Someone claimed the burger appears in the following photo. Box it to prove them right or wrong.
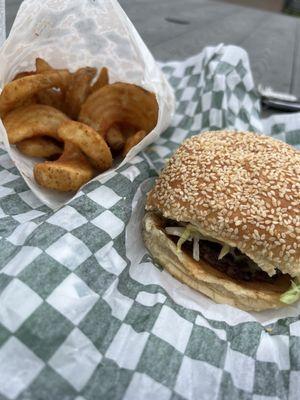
[142,131,300,311]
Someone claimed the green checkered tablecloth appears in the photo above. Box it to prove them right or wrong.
[0,45,300,400]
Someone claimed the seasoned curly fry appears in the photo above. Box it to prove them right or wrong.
[37,89,65,112]
[0,71,71,115]
[34,142,94,192]
[17,137,63,158]
[122,130,146,156]
[3,104,69,144]
[35,58,53,73]
[58,120,113,171]
[31,58,66,112]
[119,122,138,138]
[65,67,97,119]
[3,61,157,193]
[12,71,35,81]
[90,67,109,93]
[106,125,125,153]
[79,83,158,136]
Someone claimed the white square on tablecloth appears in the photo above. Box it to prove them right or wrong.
[102,279,133,321]
[95,241,127,275]
[0,206,6,218]
[120,166,140,182]
[49,328,102,391]
[2,246,42,276]
[289,320,300,337]
[186,101,198,117]
[98,171,117,184]
[228,94,240,115]
[19,190,43,209]
[289,371,300,400]
[256,332,290,370]
[152,305,193,353]
[7,222,38,246]
[106,323,149,370]
[135,292,166,307]
[151,145,171,158]
[123,372,171,400]
[91,211,124,239]
[201,92,212,112]
[209,108,223,127]
[227,70,241,90]
[170,128,188,144]
[181,86,196,101]
[47,205,87,231]
[175,355,222,400]
[46,233,91,270]
[0,279,42,332]
[0,337,44,400]
[195,315,227,341]
[87,186,121,208]
[129,156,144,164]
[0,153,14,169]
[242,93,253,111]
[213,74,226,91]
[0,186,14,198]
[190,114,203,131]
[47,273,99,325]
[0,170,19,185]
[13,210,45,223]
[224,346,255,392]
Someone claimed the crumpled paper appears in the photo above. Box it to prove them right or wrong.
[0,0,175,209]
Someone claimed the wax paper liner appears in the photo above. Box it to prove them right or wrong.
[0,0,175,209]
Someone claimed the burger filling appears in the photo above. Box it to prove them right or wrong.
[163,221,300,304]
[164,222,281,283]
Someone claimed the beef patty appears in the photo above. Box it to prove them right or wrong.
[168,235,280,283]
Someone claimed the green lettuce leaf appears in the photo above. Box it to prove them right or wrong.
[280,280,300,304]
[176,227,192,253]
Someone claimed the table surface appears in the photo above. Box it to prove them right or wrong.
[4,0,300,97]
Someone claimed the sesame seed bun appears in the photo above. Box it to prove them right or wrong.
[146,131,300,278]
[143,211,291,311]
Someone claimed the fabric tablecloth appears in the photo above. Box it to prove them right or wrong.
[0,44,300,400]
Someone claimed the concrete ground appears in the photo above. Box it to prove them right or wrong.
[214,0,285,12]
[4,0,300,96]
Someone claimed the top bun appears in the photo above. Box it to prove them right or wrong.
[146,131,300,277]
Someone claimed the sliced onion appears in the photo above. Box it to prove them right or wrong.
[218,244,231,260]
[165,227,187,237]
[193,234,200,261]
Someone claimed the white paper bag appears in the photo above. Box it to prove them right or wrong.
[0,0,175,209]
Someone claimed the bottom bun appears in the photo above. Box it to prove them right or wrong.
[142,212,290,312]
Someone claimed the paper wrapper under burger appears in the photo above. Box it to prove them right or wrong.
[0,0,175,209]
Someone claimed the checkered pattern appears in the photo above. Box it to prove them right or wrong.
[0,45,299,400]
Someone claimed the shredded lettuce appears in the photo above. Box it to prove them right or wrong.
[166,223,232,261]
[280,279,300,304]
[165,227,187,237]
[193,234,200,261]
[176,227,192,253]
[218,244,231,260]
